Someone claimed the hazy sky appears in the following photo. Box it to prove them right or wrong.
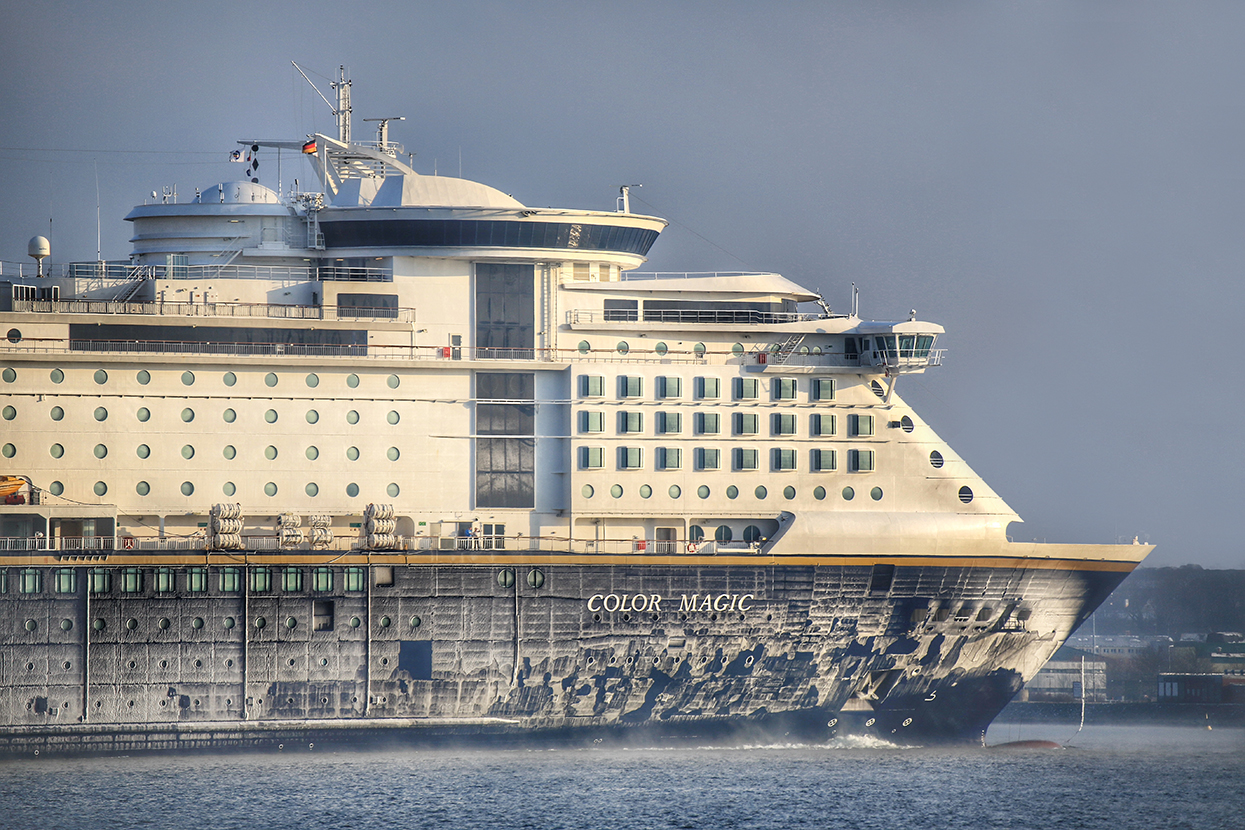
[1,1,1241,568]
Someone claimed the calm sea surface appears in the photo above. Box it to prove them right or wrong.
[1,724,1241,830]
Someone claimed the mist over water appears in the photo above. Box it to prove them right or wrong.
[3,725,1241,830]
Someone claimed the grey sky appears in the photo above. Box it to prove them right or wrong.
[1,1,1239,567]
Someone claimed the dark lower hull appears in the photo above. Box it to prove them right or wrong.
[0,557,1132,757]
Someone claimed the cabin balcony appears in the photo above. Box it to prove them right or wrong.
[566,308,826,330]
[8,297,416,323]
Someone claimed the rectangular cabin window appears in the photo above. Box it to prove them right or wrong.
[121,567,143,594]
[337,292,399,319]
[772,413,797,436]
[619,411,644,434]
[619,447,644,470]
[773,377,797,400]
[734,448,759,471]
[696,447,721,470]
[313,600,335,632]
[249,566,272,593]
[603,299,638,321]
[812,413,836,437]
[734,412,758,435]
[345,567,366,592]
[219,567,241,593]
[657,411,682,435]
[154,567,174,593]
[580,411,604,433]
[313,567,334,593]
[658,376,682,398]
[849,414,875,437]
[813,378,836,401]
[186,567,207,593]
[696,377,720,399]
[0,569,6,594]
[772,448,797,471]
[849,449,876,472]
[89,568,111,594]
[696,412,720,435]
[812,449,837,472]
[620,376,643,398]
[580,375,604,397]
[282,567,304,592]
[735,377,759,400]
[19,568,42,595]
[869,564,895,595]
[658,447,682,470]
[374,566,395,587]
[580,446,604,469]
[54,568,77,594]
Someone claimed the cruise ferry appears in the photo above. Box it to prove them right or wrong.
[0,69,1150,755]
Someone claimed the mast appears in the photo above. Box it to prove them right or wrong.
[332,65,352,144]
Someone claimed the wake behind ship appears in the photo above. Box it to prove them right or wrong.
[0,68,1150,756]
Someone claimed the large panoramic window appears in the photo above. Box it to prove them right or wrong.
[475,263,534,359]
[475,373,535,508]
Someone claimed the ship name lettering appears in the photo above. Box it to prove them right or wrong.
[588,592,754,615]
[587,593,663,613]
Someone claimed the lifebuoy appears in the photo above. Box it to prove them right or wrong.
[686,542,697,553]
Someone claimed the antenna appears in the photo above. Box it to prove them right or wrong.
[617,184,642,214]
[292,61,352,143]
[94,159,101,262]
[851,283,859,317]
[362,117,405,151]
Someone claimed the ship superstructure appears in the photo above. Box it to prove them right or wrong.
[0,69,1149,754]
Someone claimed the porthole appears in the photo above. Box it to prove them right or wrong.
[136,370,150,385]
[497,570,515,589]
[305,373,319,388]
[842,486,855,501]
[94,444,108,459]
[61,619,73,632]
[50,406,63,421]
[223,372,237,386]
[49,442,63,457]
[386,483,400,497]
[93,618,105,631]
[181,481,194,496]
[639,484,652,499]
[690,525,705,542]
[49,481,64,496]
[223,482,236,496]
[264,372,278,387]
[784,486,796,500]
[50,368,64,384]
[136,481,150,496]
[410,615,423,628]
[223,445,236,459]
[755,485,767,499]
[726,485,739,499]
[871,487,884,501]
[871,380,885,398]
[693,342,706,357]
[581,484,594,498]
[192,617,204,629]
[616,341,630,355]
[306,483,319,497]
[306,410,319,424]
[901,415,914,433]
[697,485,710,499]
[387,447,400,461]
[93,369,108,385]
[24,619,36,632]
[158,617,171,630]
[930,451,945,468]
[93,407,108,422]
[347,410,360,424]
[265,409,278,423]
[6,328,20,344]
[306,446,319,460]
[346,374,360,388]
[668,485,681,499]
[285,616,297,630]
[181,445,195,460]
[181,408,194,422]
[527,569,545,589]
[264,482,278,497]
[655,342,668,356]
[814,486,827,500]
[265,445,278,460]
[346,446,360,461]
[387,374,400,389]
[732,343,744,356]
[125,618,138,631]
[223,408,236,423]
[136,444,150,459]
[346,483,359,497]
[1,405,14,420]
[575,340,591,355]
[716,525,733,543]
[386,411,400,425]
[958,486,974,504]
[181,371,195,386]
[610,484,624,498]
[379,615,392,628]
[1,444,13,458]
[223,617,236,629]
[255,616,267,629]
[137,407,151,422]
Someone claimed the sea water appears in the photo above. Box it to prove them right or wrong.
[0,724,1241,830]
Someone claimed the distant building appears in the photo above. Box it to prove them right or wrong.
[1023,647,1107,702]
[1065,634,1165,657]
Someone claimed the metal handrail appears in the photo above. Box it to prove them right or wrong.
[12,298,415,323]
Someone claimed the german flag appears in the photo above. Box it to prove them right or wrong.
[302,139,317,154]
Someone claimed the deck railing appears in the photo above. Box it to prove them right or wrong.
[12,298,415,322]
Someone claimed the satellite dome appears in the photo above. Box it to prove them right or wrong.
[27,236,50,258]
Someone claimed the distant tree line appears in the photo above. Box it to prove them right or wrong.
[1088,566,1245,638]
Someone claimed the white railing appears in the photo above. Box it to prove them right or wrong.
[620,271,768,281]
[12,298,416,323]
[0,261,392,283]
[567,309,824,326]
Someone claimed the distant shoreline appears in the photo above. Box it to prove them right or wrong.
[998,701,1245,728]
